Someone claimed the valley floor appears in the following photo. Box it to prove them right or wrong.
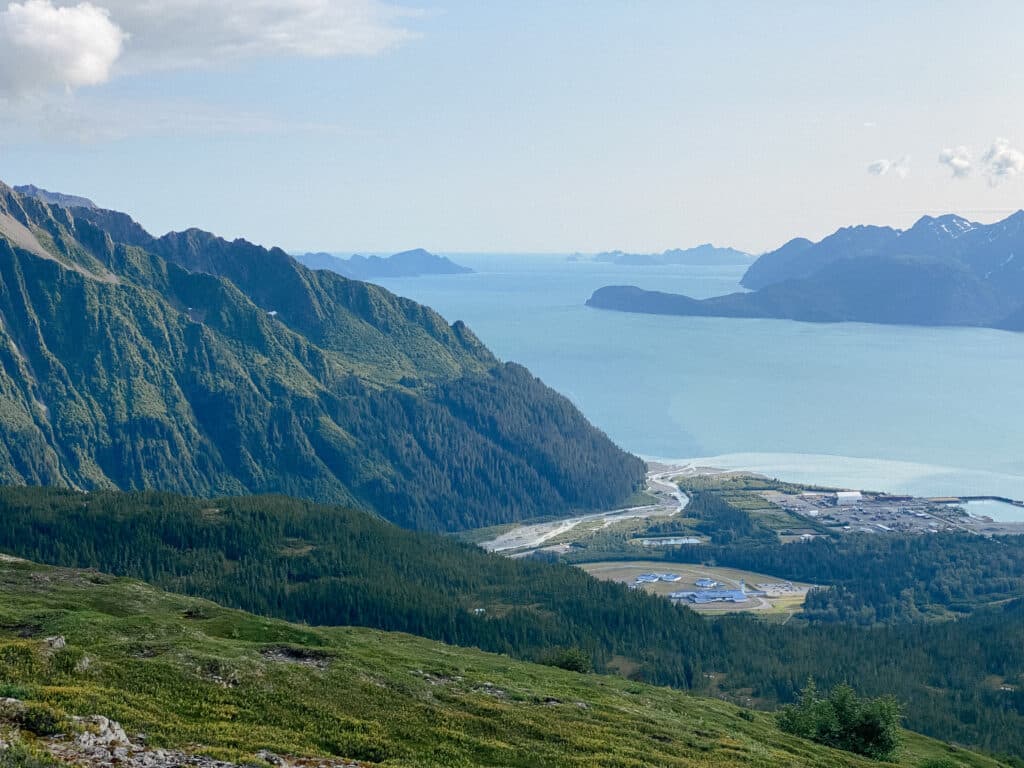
[578,560,814,618]
[479,468,687,555]
[477,462,1024,559]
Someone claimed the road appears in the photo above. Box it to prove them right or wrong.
[480,467,688,554]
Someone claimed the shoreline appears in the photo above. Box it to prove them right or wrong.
[644,452,1024,524]
[647,460,1024,532]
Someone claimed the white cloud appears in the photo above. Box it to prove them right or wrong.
[939,140,1024,184]
[938,145,972,178]
[0,0,418,99]
[94,0,419,71]
[981,137,1024,184]
[867,159,889,176]
[867,156,909,179]
[0,0,126,98]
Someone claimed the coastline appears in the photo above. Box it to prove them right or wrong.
[646,453,1024,525]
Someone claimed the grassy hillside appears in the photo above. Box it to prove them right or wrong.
[0,556,1008,768]
[0,182,644,530]
[0,486,715,680]
[1,487,1023,759]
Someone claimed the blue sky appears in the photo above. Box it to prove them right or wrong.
[1,1,1023,253]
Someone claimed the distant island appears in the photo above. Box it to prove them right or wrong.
[296,248,473,279]
[587,212,1024,331]
[573,243,753,266]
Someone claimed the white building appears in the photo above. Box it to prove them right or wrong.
[836,491,863,506]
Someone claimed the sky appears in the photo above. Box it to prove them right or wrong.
[1,1,1023,254]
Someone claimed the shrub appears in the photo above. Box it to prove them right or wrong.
[12,703,67,737]
[0,646,41,682]
[539,647,593,674]
[49,648,86,676]
[0,684,32,700]
[0,741,60,768]
[778,679,902,761]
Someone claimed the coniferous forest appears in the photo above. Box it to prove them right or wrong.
[0,184,644,532]
[1,486,1022,759]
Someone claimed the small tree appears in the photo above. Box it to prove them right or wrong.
[539,647,593,673]
[778,678,902,761]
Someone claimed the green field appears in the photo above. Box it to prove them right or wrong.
[0,557,1008,768]
[578,560,817,617]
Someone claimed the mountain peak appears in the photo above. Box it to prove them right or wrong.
[908,213,976,238]
[13,183,97,210]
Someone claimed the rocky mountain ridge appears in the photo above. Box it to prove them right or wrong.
[0,181,643,530]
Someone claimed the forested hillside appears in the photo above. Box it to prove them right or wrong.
[1,557,1007,768]
[1,486,1023,759]
[0,487,713,673]
[0,182,644,530]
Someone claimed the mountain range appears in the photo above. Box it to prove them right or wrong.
[576,243,753,266]
[4,181,1024,764]
[0,181,643,530]
[297,248,472,279]
[587,212,1024,330]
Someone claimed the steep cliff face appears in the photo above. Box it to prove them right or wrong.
[0,183,644,530]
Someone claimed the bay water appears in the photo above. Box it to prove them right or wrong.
[373,254,1024,521]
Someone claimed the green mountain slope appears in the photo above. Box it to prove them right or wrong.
[0,556,1008,768]
[0,486,715,678]
[0,182,644,530]
[1,487,1023,759]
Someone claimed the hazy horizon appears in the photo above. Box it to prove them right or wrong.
[3,2,1024,253]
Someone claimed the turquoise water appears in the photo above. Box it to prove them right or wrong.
[966,500,1024,524]
[374,254,1024,518]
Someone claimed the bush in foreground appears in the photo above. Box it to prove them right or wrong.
[778,679,902,761]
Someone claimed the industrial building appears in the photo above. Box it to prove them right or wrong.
[635,573,683,584]
[670,589,749,604]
